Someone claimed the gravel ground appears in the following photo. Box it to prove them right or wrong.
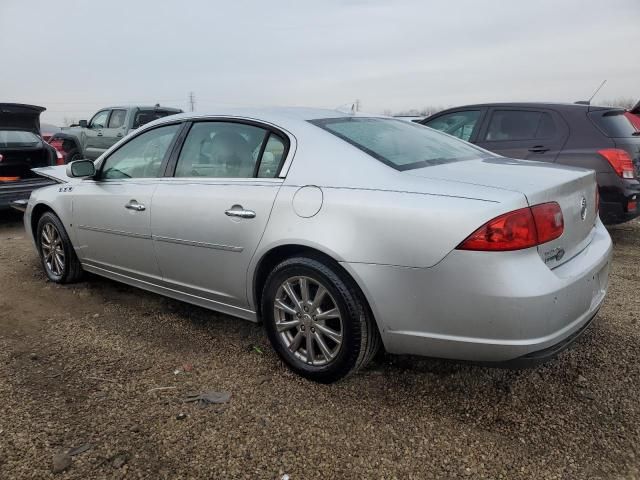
[0,210,639,479]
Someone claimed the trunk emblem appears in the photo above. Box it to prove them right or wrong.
[580,196,587,220]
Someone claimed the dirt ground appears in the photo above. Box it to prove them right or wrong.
[0,210,639,480]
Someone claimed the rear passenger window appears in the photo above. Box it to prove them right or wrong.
[257,134,286,178]
[485,111,555,141]
[175,122,285,178]
[424,110,482,141]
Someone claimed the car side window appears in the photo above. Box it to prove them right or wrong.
[424,110,481,141]
[257,134,286,178]
[108,109,127,129]
[100,124,180,179]
[175,122,283,178]
[89,110,110,129]
[484,110,556,141]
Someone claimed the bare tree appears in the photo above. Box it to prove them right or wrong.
[393,105,446,117]
[62,117,78,127]
[601,97,637,109]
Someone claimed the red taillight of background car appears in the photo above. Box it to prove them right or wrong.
[49,139,67,165]
[457,202,564,251]
[629,197,638,212]
[598,148,636,179]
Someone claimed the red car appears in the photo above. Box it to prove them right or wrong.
[625,100,640,131]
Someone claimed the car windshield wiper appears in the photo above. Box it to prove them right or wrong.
[631,131,640,136]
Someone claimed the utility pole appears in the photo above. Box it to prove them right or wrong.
[188,91,196,112]
[355,99,361,112]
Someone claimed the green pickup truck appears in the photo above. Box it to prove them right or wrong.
[49,105,182,162]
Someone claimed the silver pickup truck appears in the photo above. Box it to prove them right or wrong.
[49,105,182,162]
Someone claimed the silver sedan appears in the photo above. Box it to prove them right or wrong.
[22,108,612,382]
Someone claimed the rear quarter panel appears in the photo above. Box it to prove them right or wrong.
[249,184,528,308]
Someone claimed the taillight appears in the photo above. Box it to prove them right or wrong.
[598,149,636,179]
[629,197,638,212]
[457,202,564,251]
[55,149,64,165]
[531,202,564,244]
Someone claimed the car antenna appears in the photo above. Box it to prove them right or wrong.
[575,79,606,106]
[335,102,357,115]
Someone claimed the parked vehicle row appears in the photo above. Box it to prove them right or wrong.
[420,102,640,224]
[20,108,611,382]
[48,105,182,163]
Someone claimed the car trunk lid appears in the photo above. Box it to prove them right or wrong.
[406,157,598,268]
[0,103,45,133]
[0,103,51,182]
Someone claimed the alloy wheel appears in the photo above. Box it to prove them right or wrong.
[41,222,65,276]
[273,276,343,366]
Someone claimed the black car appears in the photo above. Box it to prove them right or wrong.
[0,104,57,209]
[420,103,640,224]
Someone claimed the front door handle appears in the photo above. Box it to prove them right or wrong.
[97,132,103,137]
[125,200,146,211]
[528,145,549,153]
[116,133,123,138]
[225,205,256,219]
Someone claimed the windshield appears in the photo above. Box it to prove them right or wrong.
[0,130,41,148]
[310,117,494,171]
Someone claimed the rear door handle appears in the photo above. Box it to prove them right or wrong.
[116,133,123,138]
[125,200,145,211]
[225,205,256,219]
[528,145,549,153]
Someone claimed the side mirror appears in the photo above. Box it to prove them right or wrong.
[79,120,88,128]
[66,159,96,178]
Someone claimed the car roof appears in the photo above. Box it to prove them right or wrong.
[440,102,615,112]
[139,107,382,131]
[104,105,183,111]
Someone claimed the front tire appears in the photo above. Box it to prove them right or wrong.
[262,256,380,383]
[36,212,83,284]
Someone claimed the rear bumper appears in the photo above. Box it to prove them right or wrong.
[344,219,613,363]
[0,178,54,210]
[598,176,640,224]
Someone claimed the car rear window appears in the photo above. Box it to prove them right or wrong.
[589,110,637,137]
[0,130,41,148]
[133,109,180,129]
[310,117,493,171]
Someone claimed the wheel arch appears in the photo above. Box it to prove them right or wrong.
[49,133,82,156]
[251,243,383,339]
[30,202,57,237]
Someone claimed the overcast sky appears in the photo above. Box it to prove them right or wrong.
[1,0,638,125]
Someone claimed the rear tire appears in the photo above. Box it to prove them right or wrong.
[67,151,82,163]
[262,256,380,383]
[36,212,83,284]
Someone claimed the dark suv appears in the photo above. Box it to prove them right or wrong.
[420,103,640,224]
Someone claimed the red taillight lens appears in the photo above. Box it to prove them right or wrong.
[531,202,564,244]
[598,149,636,179]
[457,207,537,251]
[457,202,564,251]
[629,198,638,212]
